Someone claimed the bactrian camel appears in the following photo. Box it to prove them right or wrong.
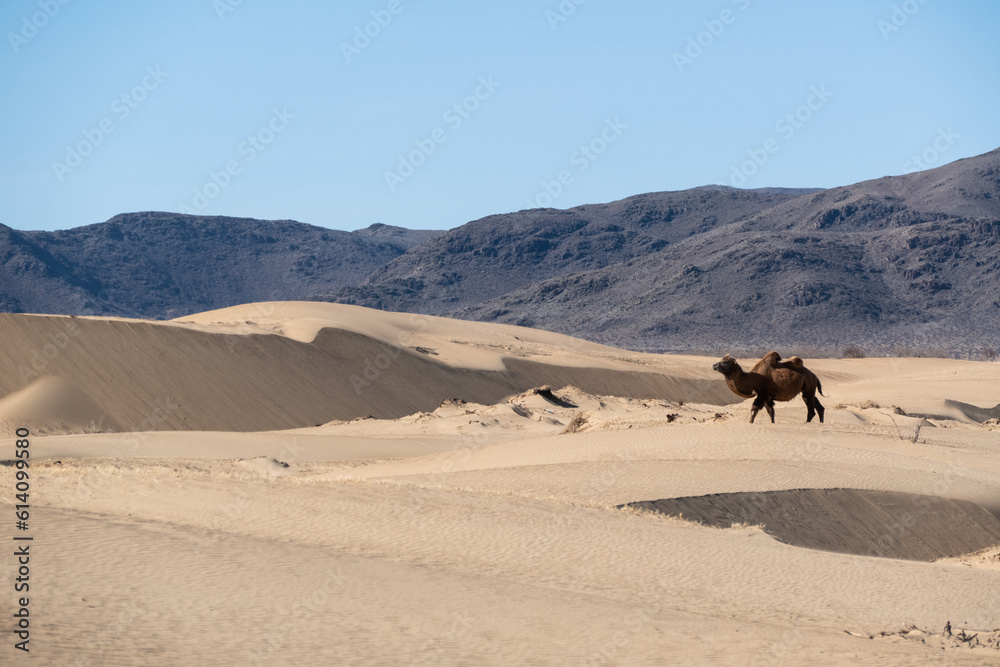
[712,351,825,423]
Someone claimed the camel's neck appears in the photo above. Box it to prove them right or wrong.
[726,365,756,398]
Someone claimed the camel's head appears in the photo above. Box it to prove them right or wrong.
[712,355,738,376]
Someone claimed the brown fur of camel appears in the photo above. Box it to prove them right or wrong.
[712,351,825,423]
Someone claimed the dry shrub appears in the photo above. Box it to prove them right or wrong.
[562,412,589,434]
[843,345,866,359]
[835,400,881,410]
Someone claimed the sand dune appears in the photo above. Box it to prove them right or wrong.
[0,375,118,434]
[2,302,999,664]
[0,305,734,434]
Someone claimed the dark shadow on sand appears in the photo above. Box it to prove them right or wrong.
[624,488,1000,562]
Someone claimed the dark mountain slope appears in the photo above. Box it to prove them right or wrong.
[454,216,1000,356]
[348,221,442,251]
[328,187,819,312]
[0,224,96,314]
[733,147,1000,234]
[336,148,992,355]
[1,213,442,318]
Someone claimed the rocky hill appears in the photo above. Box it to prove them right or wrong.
[448,150,1000,356]
[0,213,441,318]
[2,148,998,356]
[330,187,818,312]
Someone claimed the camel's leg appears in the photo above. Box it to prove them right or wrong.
[765,399,775,423]
[803,394,816,422]
[750,396,766,423]
[803,393,825,423]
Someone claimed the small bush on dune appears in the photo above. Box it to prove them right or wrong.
[562,412,589,434]
[833,400,881,410]
[843,345,865,359]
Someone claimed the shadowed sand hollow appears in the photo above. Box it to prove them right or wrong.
[944,399,1000,423]
[625,489,1000,562]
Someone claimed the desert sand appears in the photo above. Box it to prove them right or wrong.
[2,302,999,665]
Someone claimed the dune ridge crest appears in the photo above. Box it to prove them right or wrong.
[0,304,734,434]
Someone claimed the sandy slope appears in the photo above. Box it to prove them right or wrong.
[0,304,734,434]
[1,302,999,665]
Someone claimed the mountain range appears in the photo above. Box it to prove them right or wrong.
[0,214,437,319]
[2,147,998,356]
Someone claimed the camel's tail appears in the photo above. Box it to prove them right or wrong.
[817,378,825,396]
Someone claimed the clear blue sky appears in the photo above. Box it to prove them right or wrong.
[2,0,998,232]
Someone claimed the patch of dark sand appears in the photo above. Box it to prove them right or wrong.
[624,488,1000,562]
